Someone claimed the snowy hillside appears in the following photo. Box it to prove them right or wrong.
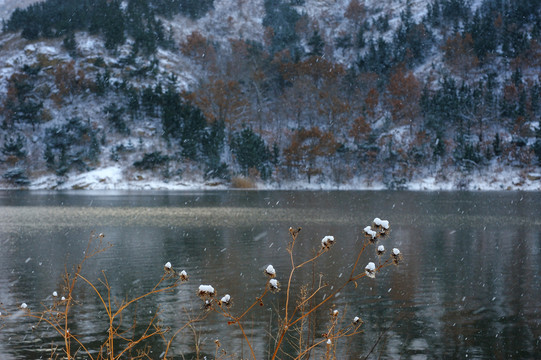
[0,0,540,191]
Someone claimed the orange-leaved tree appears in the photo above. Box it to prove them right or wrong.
[283,126,338,183]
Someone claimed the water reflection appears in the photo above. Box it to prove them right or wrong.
[0,191,540,359]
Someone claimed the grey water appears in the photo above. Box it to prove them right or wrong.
[0,190,540,359]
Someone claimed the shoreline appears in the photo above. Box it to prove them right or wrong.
[1,165,540,192]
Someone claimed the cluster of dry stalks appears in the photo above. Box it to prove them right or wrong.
[4,218,402,359]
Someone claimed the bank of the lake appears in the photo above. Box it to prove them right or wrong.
[2,164,541,191]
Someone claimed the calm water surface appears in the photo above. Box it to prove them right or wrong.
[0,190,540,359]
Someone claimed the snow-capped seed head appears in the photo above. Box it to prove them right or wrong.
[179,270,188,281]
[269,278,280,292]
[204,299,213,310]
[321,235,335,249]
[326,339,332,345]
[373,218,390,236]
[52,291,58,297]
[220,294,231,307]
[20,303,28,309]
[365,262,376,278]
[164,262,172,271]
[377,245,385,256]
[61,296,66,301]
[265,265,276,278]
[353,316,362,325]
[392,248,402,265]
[198,285,216,298]
[364,226,377,242]
[98,233,105,238]
[332,309,339,317]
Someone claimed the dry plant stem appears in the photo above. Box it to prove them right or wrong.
[114,310,163,359]
[77,273,179,360]
[213,289,270,360]
[162,310,209,360]
[237,321,257,360]
[25,312,95,360]
[235,288,269,322]
[271,235,391,360]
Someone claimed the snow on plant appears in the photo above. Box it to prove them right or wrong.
[269,278,280,292]
[219,294,231,307]
[179,269,188,281]
[265,264,276,278]
[365,262,376,278]
[392,248,402,265]
[321,235,335,249]
[364,226,377,241]
[373,217,391,237]
[198,284,216,299]
[164,261,172,271]
[377,244,385,256]
[52,291,58,297]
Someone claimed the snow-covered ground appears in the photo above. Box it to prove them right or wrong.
[11,165,540,191]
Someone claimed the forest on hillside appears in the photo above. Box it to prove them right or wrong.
[1,0,541,189]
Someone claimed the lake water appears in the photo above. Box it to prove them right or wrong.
[0,190,540,359]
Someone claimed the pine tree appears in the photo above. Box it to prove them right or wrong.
[307,30,325,56]
[230,127,271,179]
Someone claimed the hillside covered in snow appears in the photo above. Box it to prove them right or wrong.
[0,0,541,191]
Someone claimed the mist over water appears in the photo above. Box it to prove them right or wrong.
[0,190,540,359]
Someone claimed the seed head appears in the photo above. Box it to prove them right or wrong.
[289,227,302,237]
[198,285,216,299]
[365,262,376,278]
[265,264,276,278]
[377,245,385,256]
[179,270,189,281]
[269,278,280,292]
[164,262,172,272]
[364,226,377,243]
[219,294,231,307]
[321,235,335,250]
[353,316,362,325]
[392,248,402,265]
[373,218,390,236]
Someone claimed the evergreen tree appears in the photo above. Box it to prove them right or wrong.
[103,1,126,50]
[230,127,271,179]
[307,30,325,56]
[202,120,228,179]
[160,85,183,138]
[534,125,541,164]
[263,0,301,53]
[179,102,206,160]
[63,32,77,56]
[2,134,26,158]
